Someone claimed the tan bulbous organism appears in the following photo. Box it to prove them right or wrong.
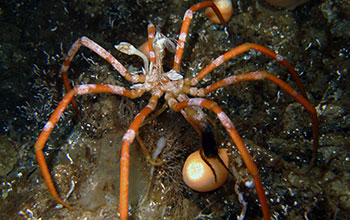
[205,0,233,24]
[182,148,229,192]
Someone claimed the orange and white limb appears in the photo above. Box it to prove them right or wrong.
[184,42,308,99]
[34,84,144,210]
[186,70,318,162]
[170,97,270,220]
[172,1,229,72]
[60,37,146,85]
[147,23,156,64]
[59,36,147,126]
[119,95,158,220]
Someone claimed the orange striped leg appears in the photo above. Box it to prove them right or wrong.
[60,38,84,126]
[60,37,146,128]
[186,43,307,98]
[172,1,228,72]
[171,98,270,220]
[119,95,158,220]
[190,1,228,27]
[35,89,76,209]
[60,37,145,84]
[34,84,143,210]
[190,70,318,163]
[147,23,156,64]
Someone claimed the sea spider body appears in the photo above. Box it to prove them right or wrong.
[34,2,319,220]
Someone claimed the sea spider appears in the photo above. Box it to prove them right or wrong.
[34,1,319,219]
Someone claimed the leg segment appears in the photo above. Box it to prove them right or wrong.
[186,43,307,98]
[136,102,168,166]
[172,1,229,72]
[171,98,270,220]
[147,23,156,64]
[35,89,76,210]
[60,37,146,129]
[34,84,142,209]
[189,70,318,163]
[119,95,158,220]
[60,37,145,85]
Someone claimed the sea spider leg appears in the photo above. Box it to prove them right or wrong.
[60,37,146,85]
[172,1,229,72]
[208,71,319,164]
[185,42,308,98]
[59,37,146,127]
[188,70,319,163]
[147,23,156,64]
[34,84,143,210]
[171,97,271,220]
[119,95,159,220]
